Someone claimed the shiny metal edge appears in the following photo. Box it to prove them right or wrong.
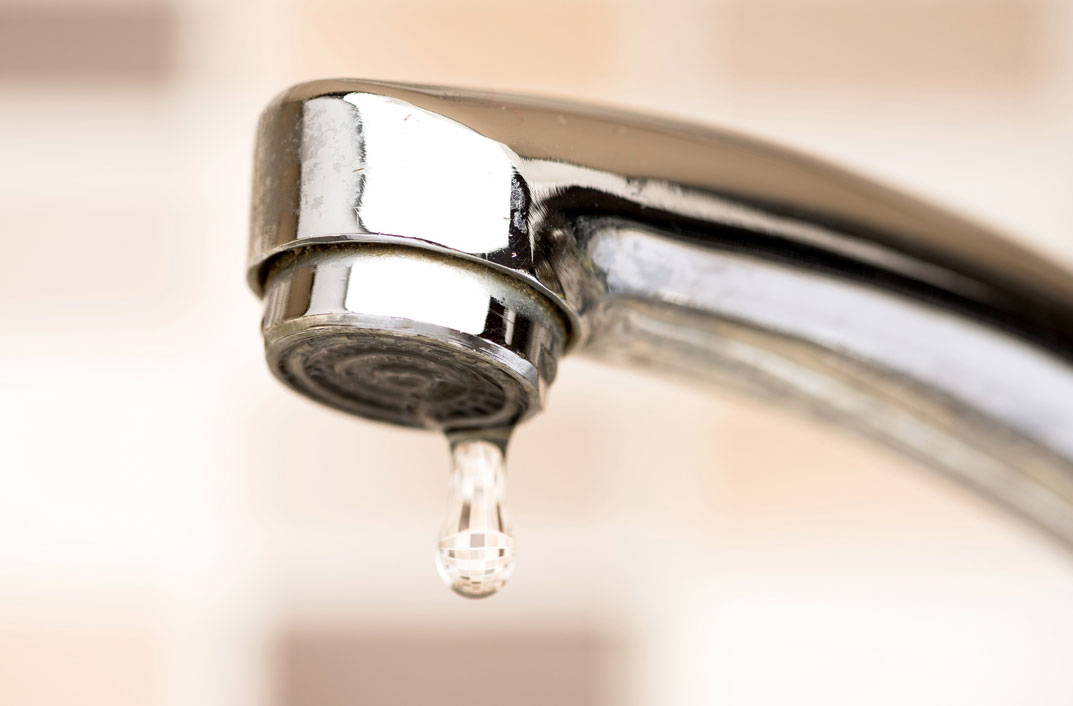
[261,245,567,430]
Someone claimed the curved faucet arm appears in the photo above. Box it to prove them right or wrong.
[249,80,1073,546]
[579,221,1073,546]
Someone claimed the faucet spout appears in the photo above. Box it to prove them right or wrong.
[249,79,1073,546]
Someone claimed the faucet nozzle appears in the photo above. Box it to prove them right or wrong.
[259,245,567,432]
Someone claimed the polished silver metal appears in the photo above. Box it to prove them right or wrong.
[261,245,566,431]
[249,79,1073,545]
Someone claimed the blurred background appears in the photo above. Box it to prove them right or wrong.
[2,0,1073,704]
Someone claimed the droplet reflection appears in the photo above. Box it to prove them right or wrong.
[436,434,514,598]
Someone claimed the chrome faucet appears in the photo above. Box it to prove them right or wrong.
[248,79,1073,550]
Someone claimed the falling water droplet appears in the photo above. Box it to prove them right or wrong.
[436,432,515,598]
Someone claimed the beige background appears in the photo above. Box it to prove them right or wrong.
[1,0,1072,704]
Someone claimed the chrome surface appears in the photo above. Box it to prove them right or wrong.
[249,79,1073,545]
[262,245,566,431]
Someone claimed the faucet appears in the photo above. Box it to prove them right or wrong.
[247,79,1073,558]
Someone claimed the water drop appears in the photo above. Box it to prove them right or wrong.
[436,432,515,598]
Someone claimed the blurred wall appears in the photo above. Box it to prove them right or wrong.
[1,1,1072,705]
